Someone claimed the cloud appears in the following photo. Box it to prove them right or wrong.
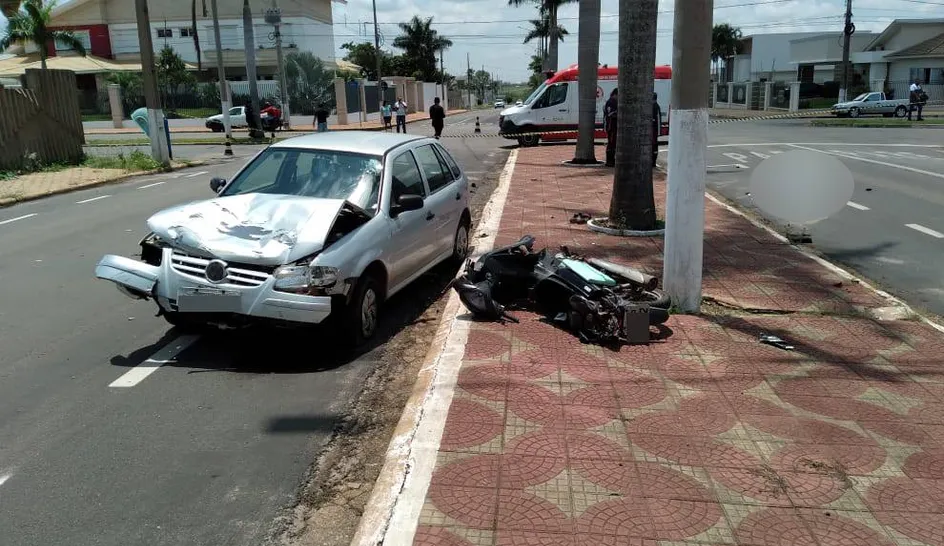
[332,0,943,82]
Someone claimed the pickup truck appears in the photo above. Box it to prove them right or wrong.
[832,91,910,118]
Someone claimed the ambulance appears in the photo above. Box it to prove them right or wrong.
[498,64,672,147]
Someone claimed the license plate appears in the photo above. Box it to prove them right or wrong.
[176,287,242,313]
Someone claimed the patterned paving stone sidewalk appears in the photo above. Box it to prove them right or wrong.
[412,145,944,546]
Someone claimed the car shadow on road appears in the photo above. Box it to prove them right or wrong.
[108,260,463,375]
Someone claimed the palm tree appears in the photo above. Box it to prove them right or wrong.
[522,15,568,63]
[608,0,658,230]
[509,0,576,73]
[0,0,87,70]
[711,23,743,82]
[572,0,600,164]
[284,52,335,113]
[393,16,452,82]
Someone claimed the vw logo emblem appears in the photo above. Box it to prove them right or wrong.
[205,259,228,283]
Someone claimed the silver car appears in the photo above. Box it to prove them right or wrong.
[95,132,472,345]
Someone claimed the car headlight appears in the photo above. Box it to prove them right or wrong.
[273,264,339,293]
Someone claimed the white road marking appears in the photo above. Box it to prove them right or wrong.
[0,213,37,225]
[905,223,944,239]
[892,151,932,159]
[76,195,111,204]
[108,335,200,388]
[708,143,944,148]
[788,144,944,182]
[0,473,10,488]
[183,170,208,178]
[750,151,771,159]
[846,201,870,210]
[138,181,166,189]
[876,256,905,265]
[722,152,750,163]
[831,150,858,157]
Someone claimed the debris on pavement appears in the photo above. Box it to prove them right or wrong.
[569,212,591,224]
[759,333,795,350]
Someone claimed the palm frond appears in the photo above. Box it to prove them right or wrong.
[50,30,87,55]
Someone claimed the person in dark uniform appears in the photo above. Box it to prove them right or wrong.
[603,88,618,167]
[652,92,662,168]
[429,97,446,139]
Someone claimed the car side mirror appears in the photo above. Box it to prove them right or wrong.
[390,194,424,217]
[210,177,226,193]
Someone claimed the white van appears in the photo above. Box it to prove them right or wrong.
[498,64,672,147]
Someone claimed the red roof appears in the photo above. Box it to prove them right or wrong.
[547,64,672,83]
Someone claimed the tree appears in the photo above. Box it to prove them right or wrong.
[572,0,601,164]
[284,52,335,114]
[392,16,452,82]
[522,15,568,62]
[508,0,576,73]
[711,23,743,82]
[608,0,658,230]
[156,46,196,113]
[0,0,87,70]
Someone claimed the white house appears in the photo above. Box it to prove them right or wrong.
[730,32,846,83]
[851,19,944,100]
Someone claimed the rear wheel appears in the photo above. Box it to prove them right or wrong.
[639,288,672,310]
[518,132,540,147]
[451,215,471,265]
[895,105,908,118]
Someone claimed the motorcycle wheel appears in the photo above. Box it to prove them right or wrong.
[639,288,671,309]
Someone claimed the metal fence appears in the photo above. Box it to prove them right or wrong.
[731,83,747,105]
[769,82,789,109]
[885,80,943,104]
[715,83,729,103]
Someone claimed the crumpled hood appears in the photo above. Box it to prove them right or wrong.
[833,101,854,108]
[147,193,349,266]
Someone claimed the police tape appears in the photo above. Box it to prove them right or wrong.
[437,98,943,140]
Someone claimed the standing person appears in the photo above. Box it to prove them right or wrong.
[652,92,662,167]
[394,97,408,133]
[429,97,446,139]
[603,89,618,167]
[314,103,330,132]
[381,100,393,131]
[909,80,926,121]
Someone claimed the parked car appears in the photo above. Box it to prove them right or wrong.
[494,99,505,108]
[205,106,248,132]
[94,132,472,346]
[832,91,910,118]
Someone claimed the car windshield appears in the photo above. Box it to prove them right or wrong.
[852,93,870,102]
[220,147,384,213]
[523,82,547,105]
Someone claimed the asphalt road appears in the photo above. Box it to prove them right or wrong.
[698,121,944,317]
[0,112,508,546]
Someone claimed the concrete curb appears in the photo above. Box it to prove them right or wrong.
[0,160,208,209]
[350,149,519,546]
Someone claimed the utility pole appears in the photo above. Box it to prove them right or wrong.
[209,0,231,139]
[372,0,383,112]
[839,0,854,103]
[134,0,170,166]
[662,0,713,313]
[242,0,261,136]
[440,54,445,103]
[466,52,472,109]
[266,0,290,129]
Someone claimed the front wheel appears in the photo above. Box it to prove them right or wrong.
[895,105,908,118]
[340,274,382,347]
[848,107,860,118]
[518,132,540,147]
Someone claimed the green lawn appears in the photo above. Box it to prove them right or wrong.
[800,98,837,110]
[810,117,944,128]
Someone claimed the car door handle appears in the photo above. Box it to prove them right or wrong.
[426,211,435,221]
[558,109,567,112]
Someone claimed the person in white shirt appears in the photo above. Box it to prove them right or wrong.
[909,80,926,121]
[395,97,408,133]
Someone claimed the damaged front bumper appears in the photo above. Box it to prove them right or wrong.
[94,250,336,325]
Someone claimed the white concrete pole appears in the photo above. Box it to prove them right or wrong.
[134,0,170,166]
[662,0,713,313]
[210,0,231,138]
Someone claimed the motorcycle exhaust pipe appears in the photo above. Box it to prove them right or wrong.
[587,258,658,291]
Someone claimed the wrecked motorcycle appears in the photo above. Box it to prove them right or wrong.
[452,235,671,344]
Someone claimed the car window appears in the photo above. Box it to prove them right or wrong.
[413,144,452,193]
[535,83,567,109]
[229,107,242,116]
[227,149,285,193]
[435,143,461,178]
[390,151,427,204]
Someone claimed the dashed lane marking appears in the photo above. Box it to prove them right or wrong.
[75,195,111,204]
[183,170,209,178]
[847,201,870,211]
[138,181,166,189]
[906,223,944,239]
[0,213,37,226]
[108,335,200,388]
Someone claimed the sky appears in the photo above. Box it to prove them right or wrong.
[3,0,943,80]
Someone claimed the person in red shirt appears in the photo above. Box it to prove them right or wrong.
[261,101,282,119]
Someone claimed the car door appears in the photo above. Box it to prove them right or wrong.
[534,82,570,129]
[384,149,432,289]
[229,106,246,127]
[411,143,459,259]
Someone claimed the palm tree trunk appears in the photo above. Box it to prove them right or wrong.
[573,0,600,163]
[40,47,47,70]
[608,0,658,230]
[545,3,559,73]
